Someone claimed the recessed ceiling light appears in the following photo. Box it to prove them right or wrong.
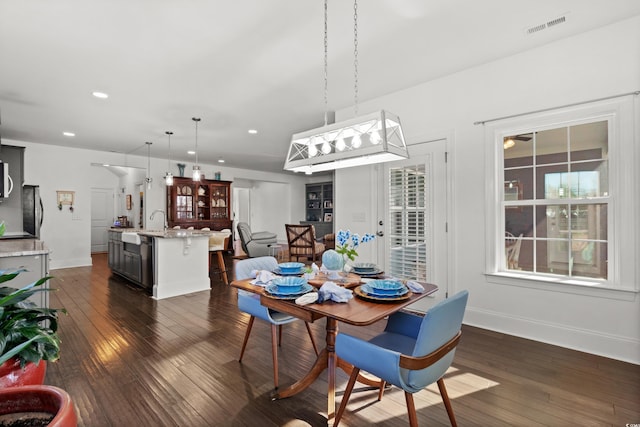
[92,91,109,99]
[218,159,225,163]
[187,150,196,155]
[248,129,258,134]
[63,131,75,137]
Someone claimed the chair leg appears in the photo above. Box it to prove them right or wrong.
[377,380,386,401]
[238,316,255,363]
[304,322,319,356]
[271,324,279,389]
[333,367,359,427]
[216,251,228,284]
[278,325,283,346]
[437,378,458,427]
[404,391,418,427]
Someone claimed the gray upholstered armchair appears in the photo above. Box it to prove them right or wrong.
[237,222,277,258]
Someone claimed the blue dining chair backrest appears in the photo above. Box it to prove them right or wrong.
[406,290,468,390]
[235,256,294,324]
[340,290,468,394]
[235,256,278,280]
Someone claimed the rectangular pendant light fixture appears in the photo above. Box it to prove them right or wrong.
[284,110,408,173]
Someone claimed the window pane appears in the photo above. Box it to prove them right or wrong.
[504,167,533,200]
[539,165,569,199]
[505,206,533,238]
[504,133,533,167]
[572,241,607,279]
[536,128,568,165]
[572,204,607,241]
[570,161,608,197]
[570,121,608,160]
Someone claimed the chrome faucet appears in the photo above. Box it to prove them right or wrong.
[150,209,168,231]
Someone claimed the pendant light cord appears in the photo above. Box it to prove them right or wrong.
[165,131,173,171]
[353,0,359,116]
[192,117,200,166]
[323,0,329,126]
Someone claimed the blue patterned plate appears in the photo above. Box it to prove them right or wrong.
[353,262,377,272]
[272,276,306,288]
[354,268,384,277]
[368,279,405,293]
[273,267,304,276]
[361,283,408,298]
[278,262,305,273]
[266,283,314,297]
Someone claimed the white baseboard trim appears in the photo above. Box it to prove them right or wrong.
[464,307,640,365]
[49,257,93,270]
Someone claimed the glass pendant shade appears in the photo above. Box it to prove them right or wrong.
[284,110,408,173]
[165,172,173,186]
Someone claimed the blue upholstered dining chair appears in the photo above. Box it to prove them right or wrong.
[234,256,319,389]
[333,290,469,427]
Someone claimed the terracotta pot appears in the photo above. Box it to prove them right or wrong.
[0,358,47,388]
[0,385,77,427]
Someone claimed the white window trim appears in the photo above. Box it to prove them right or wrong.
[484,95,638,295]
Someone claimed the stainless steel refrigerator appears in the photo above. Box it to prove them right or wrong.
[22,185,43,239]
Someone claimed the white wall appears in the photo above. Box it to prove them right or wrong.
[335,16,640,363]
[8,139,310,270]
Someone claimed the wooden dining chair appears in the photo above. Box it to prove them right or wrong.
[234,256,319,389]
[207,228,231,284]
[334,290,469,427]
[285,224,325,262]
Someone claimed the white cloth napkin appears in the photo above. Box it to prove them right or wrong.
[318,281,353,303]
[250,270,278,286]
[295,292,319,306]
[405,280,425,293]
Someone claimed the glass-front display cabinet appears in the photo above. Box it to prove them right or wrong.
[167,177,232,233]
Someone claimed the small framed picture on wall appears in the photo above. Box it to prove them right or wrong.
[126,194,132,210]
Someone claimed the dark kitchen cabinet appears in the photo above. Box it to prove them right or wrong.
[166,177,232,234]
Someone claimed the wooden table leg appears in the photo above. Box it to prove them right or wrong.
[272,348,328,399]
[271,317,381,425]
[271,318,337,401]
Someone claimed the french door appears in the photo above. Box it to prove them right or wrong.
[378,139,449,311]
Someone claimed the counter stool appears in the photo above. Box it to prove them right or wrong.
[206,229,232,284]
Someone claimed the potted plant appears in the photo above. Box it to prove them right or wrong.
[0,384,76,426]
[0,268,64,388]
[0,268,76,426]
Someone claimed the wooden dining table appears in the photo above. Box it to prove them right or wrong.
[230,277,438,424]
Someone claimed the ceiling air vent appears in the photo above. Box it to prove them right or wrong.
[527,23,547,34]
[546,15,566,28]
[525,13,569,35]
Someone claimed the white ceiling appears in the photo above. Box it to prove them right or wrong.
[1,0,638,174]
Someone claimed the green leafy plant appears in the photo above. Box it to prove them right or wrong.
[0,268,65,367]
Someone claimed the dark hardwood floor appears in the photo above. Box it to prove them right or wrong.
[44,253,639,426]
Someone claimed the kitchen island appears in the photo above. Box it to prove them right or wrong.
[0,239,50,307]
[108,229,210,300]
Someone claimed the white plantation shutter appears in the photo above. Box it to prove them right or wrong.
[387,163,430,281]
